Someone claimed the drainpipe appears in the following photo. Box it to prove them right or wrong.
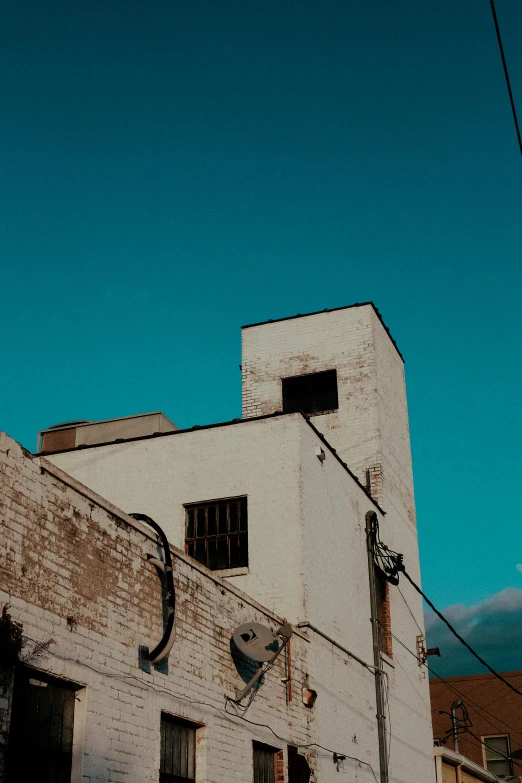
[366,514,389,783]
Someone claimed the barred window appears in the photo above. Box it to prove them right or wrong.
[6,667,80,783]
[253,742,279,783]
[160,714,197,783]
[185,497,248,571]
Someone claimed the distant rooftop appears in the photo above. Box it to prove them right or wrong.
[241,301,404,362]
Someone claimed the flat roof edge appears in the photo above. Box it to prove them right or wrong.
[241,301,404,363]
[36,409,384,513]
[35,411,293,456]
[38,411,173,436]
[301,413,384,514]
[430,670,522,683]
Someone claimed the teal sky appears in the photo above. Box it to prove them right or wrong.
[2,1,521,671]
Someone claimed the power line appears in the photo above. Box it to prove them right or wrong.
[463,727,521,771]
[381,626,522,748]
[397,585,423,635]
[489,0,522,156]
[386,579,522,745]
[430,665,522,748]
[474,673,522,713]
[400,569,522,699]
[367,518,522,699]
[224,700,379,783]
[40,643,379,782]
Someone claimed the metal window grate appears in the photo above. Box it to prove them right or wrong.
[282,370,338,415]
[6,667,78,783]
[160,714,197,783]
[185,497,248,571]
[253,742,277,783]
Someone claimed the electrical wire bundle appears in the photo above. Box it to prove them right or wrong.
[368,517,522,699]
[226,659,277,717]
[438,701,472,745]
[368,514,522,773]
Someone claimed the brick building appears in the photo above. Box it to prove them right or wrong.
[0,432,313,783]
[1,302,436,783]
[430,672,522,779]
[434,746,514,783]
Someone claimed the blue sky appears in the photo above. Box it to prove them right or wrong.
[1,1,521,674]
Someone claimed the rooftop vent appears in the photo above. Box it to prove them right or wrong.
[37,412,178,454]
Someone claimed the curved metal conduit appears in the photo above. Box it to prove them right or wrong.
[130,513,176,665]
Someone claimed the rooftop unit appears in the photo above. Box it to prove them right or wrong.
[37,412,178,454]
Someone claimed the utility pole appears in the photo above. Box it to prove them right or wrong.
[451,700,463,754]
[438,699,465,753]
[366,514,389,783]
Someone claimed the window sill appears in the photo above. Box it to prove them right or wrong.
[215,566,249,578]
[307,408,338,418]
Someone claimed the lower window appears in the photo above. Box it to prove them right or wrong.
[253,742,283,783]
[6,666,80,783]
[160,714,198,783]
[482,735,513,777]
[288,745,311,783]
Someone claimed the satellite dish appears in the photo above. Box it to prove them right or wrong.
[232,622,279,662]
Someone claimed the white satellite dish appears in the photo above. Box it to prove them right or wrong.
[232,621,279,662]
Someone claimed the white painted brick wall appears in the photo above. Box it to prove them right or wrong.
[45,413,435,783]
[240,305,435,783]
[48,416,306,624]
[1,432,317,783]
[36,302,436,783]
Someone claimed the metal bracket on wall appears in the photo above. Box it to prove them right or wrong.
[130,513,176,666]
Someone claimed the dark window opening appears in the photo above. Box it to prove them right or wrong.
[288,745,312,783]
[375,567,393,658]
[6,666,80,783]
[282,370,338,415]
[160,714,198,783]
[253,742,281,783]
[185,497,248,571]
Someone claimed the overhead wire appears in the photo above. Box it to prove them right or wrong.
[400,569,522,698]
[379,625,522,748]
[224,699,379,783]
[229,659,277,716]
[472,673,522,712]
[38,642,379,782]
[397,585,423,634]
[460,727,522,772]
[489,0,522,156]
[385,587,522,744]
[368,517,522,699]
